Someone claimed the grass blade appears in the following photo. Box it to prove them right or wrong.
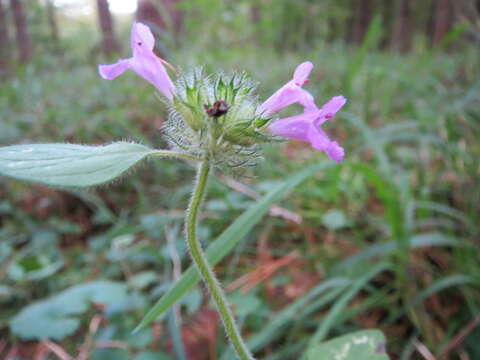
[134,161,339,332]
[387,274,477,324]
[331,232,462,274]
[220,278,350,360]
[306,262,390,349]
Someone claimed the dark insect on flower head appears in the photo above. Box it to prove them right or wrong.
[204,100,229,118]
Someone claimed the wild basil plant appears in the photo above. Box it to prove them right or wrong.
[0,23,346,360]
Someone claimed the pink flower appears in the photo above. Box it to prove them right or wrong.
[268,96,346,162]
[260,62,347,162]
[257,61,317,116]
[98,22,175,100]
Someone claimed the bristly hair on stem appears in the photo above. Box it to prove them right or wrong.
[185,161,255,360]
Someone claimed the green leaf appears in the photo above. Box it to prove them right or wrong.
[10,281,128,340]
[93,348,130,360]
[228,292,262,317]
[322,209,349,230]
[306,330,390,360]
[0,142,155,187]
[134,161,339,332]
[133,351,173,360]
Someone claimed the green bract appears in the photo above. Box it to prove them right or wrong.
[166,69,276,171]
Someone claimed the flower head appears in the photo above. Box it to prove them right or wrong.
[260,62,347,162]
[165,69,272,172]
[98,22,175,100]
[98,23,347,168]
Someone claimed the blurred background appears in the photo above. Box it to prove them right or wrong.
[0,0,479,359]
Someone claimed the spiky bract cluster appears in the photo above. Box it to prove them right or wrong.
[163,69,275,172]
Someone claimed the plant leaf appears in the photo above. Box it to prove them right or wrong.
[0,142,155,187]
[134,161,338,332]
[306,329,390,360]
[10,281,128,340]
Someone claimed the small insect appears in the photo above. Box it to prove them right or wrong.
[204,100,229,118]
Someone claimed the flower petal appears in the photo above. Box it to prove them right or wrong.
[129,54,175,100]
[293,61,313,86]
[268,107,345,162]
[258,61,317,116]
[98,22,176,100]
[268,111,316,141]
[307,126,345,162]
[131,22,155,55]
[298,88,317,112]
[258,84,317,116]
[98,59,131,80]
[322,96,347,118]
[312,96,347,127]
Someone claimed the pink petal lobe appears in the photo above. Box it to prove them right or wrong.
[258,61,317,116]
[258,84,317,116]
[98,59,131,80]
[322,96,347,116]
[314,96,347,126]
[129,54,175,100]
[131,22,155,54]
[268,107,345,162]
[293,61,313,86]
[129,22,175,99]
[267,111,315,141]
[98,22,176,100]
[307,126,345,162]
[298,89,317,112]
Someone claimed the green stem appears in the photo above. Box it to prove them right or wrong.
[186,161,255,360]
[151,150,202,162]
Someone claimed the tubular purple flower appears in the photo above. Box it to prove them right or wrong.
[259,61,347,161]
[98,22,175,100]
[268,96,347,162]
[257,61,317,116]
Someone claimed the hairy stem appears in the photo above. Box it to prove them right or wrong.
[186,161,255,360]
[151,150,202,162]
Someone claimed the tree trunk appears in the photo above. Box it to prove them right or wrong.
[391,0,413,52]
[452,0,480,42]
[0,0,11,74]
[96,0,120,55]
[451,0,480,24]
[432,0,454,44]
[46,0,59,47]
[137,0,183,37]
[351,0,374,44]
[10,0,32,63]
[250,4,261,24]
